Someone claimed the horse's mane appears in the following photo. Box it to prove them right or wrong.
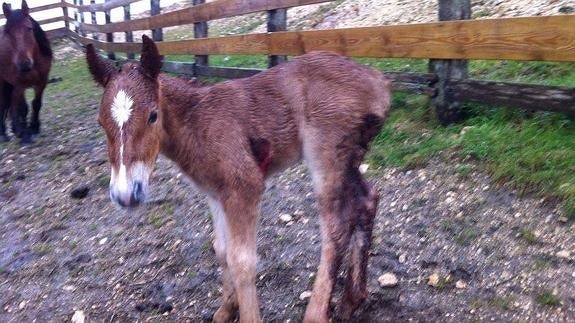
[31,18,52,60]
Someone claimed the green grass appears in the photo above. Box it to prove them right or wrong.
[367,87,575,219]
[535,290,562,307]
[519,227,538,244]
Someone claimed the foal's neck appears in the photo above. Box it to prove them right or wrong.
[157,75,207,166]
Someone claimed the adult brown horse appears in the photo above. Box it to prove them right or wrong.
[0,0,52,144]
[87,36,391,322]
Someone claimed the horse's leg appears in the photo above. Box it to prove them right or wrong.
[0,82,12,142]
[207,197,238,323]
[10,87,32,144]
[302,136,355,323]
[339,171,379,320]
[30,80,47,135]
[221,178,263,323]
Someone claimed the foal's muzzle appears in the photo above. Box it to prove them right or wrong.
[111,181,145,208]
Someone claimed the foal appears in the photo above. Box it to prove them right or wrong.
[86,36,391,322]
[0,0,52,144]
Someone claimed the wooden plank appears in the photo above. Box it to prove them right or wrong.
[77,15,575,62]
[266,15,575,61]
[45,27,70,39]
[79,0,333,33]
[36,16,66,26]
[450,80,575,114]
[75,0,141,13]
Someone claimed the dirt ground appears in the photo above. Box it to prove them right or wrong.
[1,43,575,322]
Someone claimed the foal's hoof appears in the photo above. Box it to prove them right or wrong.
[212,304,237,323]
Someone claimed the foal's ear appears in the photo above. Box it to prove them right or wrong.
[20,0,29,16]
[86,44,117,87]
[2,3,11,17]
[140,35,162,80]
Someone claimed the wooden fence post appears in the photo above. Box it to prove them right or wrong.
[78,0,86,37]
[124,3,134,59]
[193,0,208,69]
[429,0,470,125]
[105,0,115,59]
[151,0,163,41]
[73,0,78,33]
[62,0,69,31]
[267,8,287,67]
[90,0,97,40]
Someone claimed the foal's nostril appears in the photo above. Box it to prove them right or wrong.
[132,181,144,204]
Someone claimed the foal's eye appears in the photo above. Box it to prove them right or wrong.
[148,111,158,124]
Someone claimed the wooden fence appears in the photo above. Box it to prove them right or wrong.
[3,0,574,122]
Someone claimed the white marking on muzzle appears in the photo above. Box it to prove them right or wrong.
[110,161,152,203]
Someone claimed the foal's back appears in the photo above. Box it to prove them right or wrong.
[160,51,391,177]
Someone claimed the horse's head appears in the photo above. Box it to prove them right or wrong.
[86,35,163,208]
[2,0,36,73]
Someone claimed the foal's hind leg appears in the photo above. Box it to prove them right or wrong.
[303,140,355,323]
[30,81,47,135]
[339,173,379,320]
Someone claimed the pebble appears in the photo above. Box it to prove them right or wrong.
[558,216,568,223]
[428,273,440,287]
[72,310,85,323]
[398,254,406,263]
[299,291,312,300]
[98,237,108,245]
[358,163,369,174]
[455,280,467,289]
[378,273,398,287]
[556,250,570,258]
[279,213,293,223]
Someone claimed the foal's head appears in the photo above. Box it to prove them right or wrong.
[2,0,39,73]
[86,36,163,207]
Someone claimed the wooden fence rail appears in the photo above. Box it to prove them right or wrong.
[73,15,575,62]
[3,0,574,117]
[78,0,332,33]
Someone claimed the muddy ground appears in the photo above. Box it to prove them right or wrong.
[1,44,574,322]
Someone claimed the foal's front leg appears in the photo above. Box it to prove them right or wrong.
[218,181,264,323]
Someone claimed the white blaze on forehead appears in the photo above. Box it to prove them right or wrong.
[111,89,134,128]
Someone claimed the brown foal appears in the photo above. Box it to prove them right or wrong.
[86,35,391,322]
